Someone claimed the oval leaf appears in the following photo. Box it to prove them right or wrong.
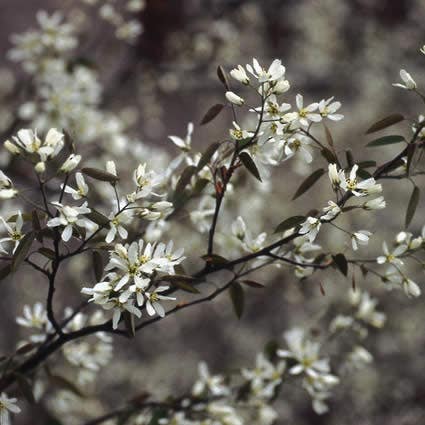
[197,142,221,170]
[320,147,338,164]
[239,152,262,182]
[367,135,405,147]
[201,254,229,265]
[366,114,404,134]
[200,104,224,126]
[175,165,197,193]
[13,232,35,271]
[82,167,119,182]
[240,280,264,289]
[92,251,104,282]
[292,168,325,200]
[274,216,305,234]
[405,186,420,228]
[0,264,12,282]
[217,65,230,89]
[332,253,348,276]
[86,210,110,227]
[229,282,244,319]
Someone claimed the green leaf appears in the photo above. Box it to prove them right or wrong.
[0,263,12,282]
[320,147,338,164]
[160,274,200,293]
[86,210,110,227]
[405,186,420,228]
[200,104,224,125]
[332,253,348,276]
[229,282,244,319]
[240,280,264,289]
[365,113,405,134]
[197,142,220,170]
[292,168,325,200]
[175,165,197,193]
[345,150,354,167]
[15,342,37,355]
[82,167,119,182]
[92,251,104,282]
[238,137,253,150]
[217,65,230,90]
[123,312,136,338]
[357,160,376,169]
[356,168,372,179]
[201,254,229,265]
[406,143,416,175]
[239,151,262,182]
[15,373,35,404]
[12,232,35,271]
[367,135,405,147]
[192,178,210,195]
[323,123,335,148]
[264,340,279,361]
[274,216,305,234]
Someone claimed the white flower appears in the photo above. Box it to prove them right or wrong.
[225,91,244,106]
[376,241,406,266]
[192,362,230,397]
[328,163,342,188]
[320,201,341,221]
[232,216,247,240]
[229,121,254,141]
[106,203,133,244]
[0,170,17,199]
[0,393,20,425]
[340,164,382,197]
[277,328,339,385]
[0,212,24,253]
[363,196,386,210]
[168,122,193,152]
[246,58,286,84]
[145,286,176,317]
[60,153,81,173]
[63,172,88,200]
[318,97,344,121]
[16,302,47,329]
[402,278,421,298]
[284,135,313,163]
[299,217,321,242]
[352,291,386,328]
[351,230,372,251]
[283,94,321,127]
[393,69,417,90]
[129,164,163,200]
[47,202,93,242]
[230,65,250,85]
[12,128,64,161]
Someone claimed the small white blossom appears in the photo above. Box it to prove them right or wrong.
[351,230,372,251]
[393,69,417,90]
[0,393,21,425]
[299,217,321,242]
[60,153,81,173]
[225,91,244,106]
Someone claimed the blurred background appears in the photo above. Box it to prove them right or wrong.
[1,1,425,424]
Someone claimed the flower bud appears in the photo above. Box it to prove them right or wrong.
[4,140,20,155]
[60,154,81,173]
[225,91,244,106]
[34,161,46,174]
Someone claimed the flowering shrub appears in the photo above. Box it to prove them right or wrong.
[0,4,425,425]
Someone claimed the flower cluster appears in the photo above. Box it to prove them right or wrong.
[377,229,424,297]
[82,240,184,328]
